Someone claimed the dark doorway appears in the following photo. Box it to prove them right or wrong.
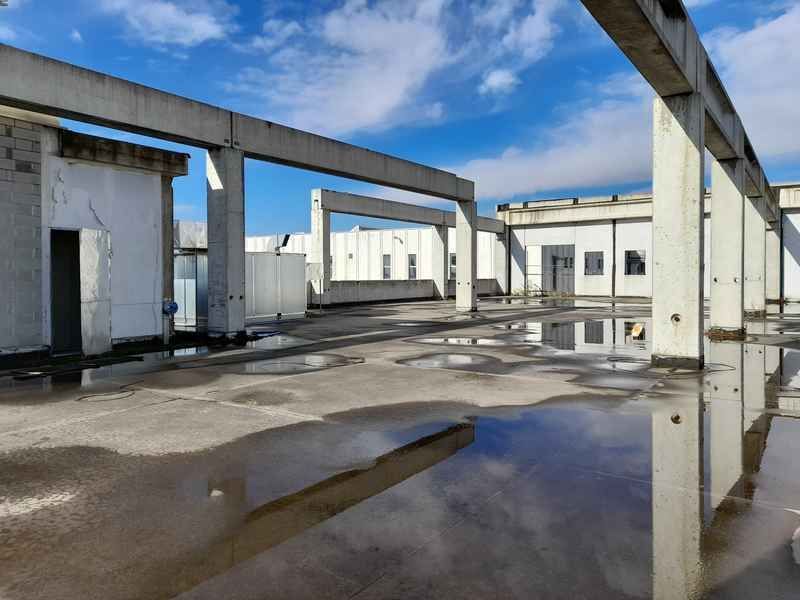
[542,244,575,294]
[51,230,82,354]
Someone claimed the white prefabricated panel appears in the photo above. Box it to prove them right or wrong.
[79,228,112,355]
[44,157,163,342]
[245,252,306,322]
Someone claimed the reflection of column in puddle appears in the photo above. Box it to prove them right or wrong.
[708,343,744,510]
[652,398,704,600]
[743,342,767,430]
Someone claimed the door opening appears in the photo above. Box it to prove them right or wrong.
[51,229,82,355]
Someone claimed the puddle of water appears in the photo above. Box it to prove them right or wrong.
[229,353,364,375]
[2,393,799,599]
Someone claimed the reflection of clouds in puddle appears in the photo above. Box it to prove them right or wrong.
[0,490,77,518]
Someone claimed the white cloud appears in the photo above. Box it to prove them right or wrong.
[705,4,800,162]
[99,0,238,47]
[684,0,717,7]
[502,0,564,62]
[226,0,452,137]
[0,24,16,41]
[474,0,521,30]
[70,29,83,43]
[450,73,653,200]
[479,69,520,95]
[235,18,302,54]
[225,0,567,137]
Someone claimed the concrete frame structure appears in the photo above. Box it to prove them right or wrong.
[309,189,506,308]
[0,44,475,334]
[581,0,776,368]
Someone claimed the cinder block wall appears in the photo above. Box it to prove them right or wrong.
[0,116,42,349]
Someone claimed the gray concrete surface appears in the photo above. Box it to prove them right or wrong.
[2,298,800,599]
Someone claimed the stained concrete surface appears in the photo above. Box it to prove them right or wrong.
[1,298,800,599]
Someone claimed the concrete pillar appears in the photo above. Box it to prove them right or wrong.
[206,147,245,336]
[651,93,706,369]
[161,175,175,342]
[708,342,744,510]
[494,228,509,295]
[708,159,745,339]
[455,200,477,311]
[432,224,448,300]
[744,196,766,317]
[652,398,704,600]
[309,190,331,305]
[766,215,782,306]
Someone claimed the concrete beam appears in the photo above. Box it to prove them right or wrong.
[580,0,772,200]
[316,189,504,233]
[0,44,473,202]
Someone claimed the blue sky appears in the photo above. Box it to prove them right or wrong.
[2,0,799,234]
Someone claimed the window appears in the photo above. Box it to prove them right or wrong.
[625,250,646,275]
[408,254,417,280]
[625,321,646,343]
[584,251,604,276]
[449,253,457,280]
[382,254,391,280]
[584,320,604,344]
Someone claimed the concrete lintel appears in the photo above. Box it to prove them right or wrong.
[0,44,472,202]
[317,189,504,233]
[60,129,189,176]
[580,1,770,196]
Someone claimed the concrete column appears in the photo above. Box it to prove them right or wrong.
[161,175,175,342]
[708,159,745,339]
[652,398,704,600]
[744,196,766,318]
[494,228,509,295]
[456,200,477,311]
[766,216,782,306]
[432,224,448,300]
[651,93,706,369]
[206,147,245,336]
[708,342,744,510]
[309,190,331,305]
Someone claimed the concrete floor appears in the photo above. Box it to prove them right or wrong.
[1,298,799,599]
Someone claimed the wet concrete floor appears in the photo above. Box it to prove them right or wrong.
[1,298,800,599]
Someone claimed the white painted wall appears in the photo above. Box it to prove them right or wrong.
[43,156,163,342]
[615,218,652,297]
[575,222,613,296]
[783,210,800,301]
